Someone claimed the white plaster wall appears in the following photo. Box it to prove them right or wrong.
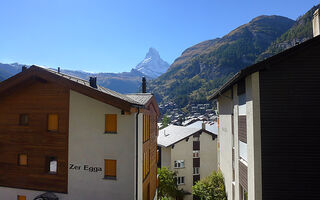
[217,89,234,200]
[160,147,171,168]
[0,187,68,200]
[199,131,218,177]
[67,90,136,200]
[170,137,193,200]
[233,84,240,200]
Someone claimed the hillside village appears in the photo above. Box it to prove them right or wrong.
[0,3,320,200]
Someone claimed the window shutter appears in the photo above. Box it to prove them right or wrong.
[48,114,59,131]
[18,196,26,200]
[105,114,117,133]
[19,154,27,166]
[105,159,116,177]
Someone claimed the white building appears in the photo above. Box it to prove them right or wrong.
[0,65,159,200]
[209,10,320,200]
[158,122,218,200]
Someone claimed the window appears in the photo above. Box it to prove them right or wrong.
[143,150,150,179]
[105,159,116,179]
[19,114,29,126]
[193,150,200,158]
[17,195,26,200]
[193,136,200,141]
[143,115,150,142]
[105,114,117,133]
[239,141,248,162]
[47,156,57,174]
[174,160,185,168]
[177,176,185,185]
[18,154,28,166]
[48,114,59,132]
[193,167,200,175]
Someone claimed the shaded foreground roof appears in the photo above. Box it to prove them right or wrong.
[0,65,157,111]
[209,35,320,100]
[158,123,217,148]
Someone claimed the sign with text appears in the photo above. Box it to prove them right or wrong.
[69,164,102,172]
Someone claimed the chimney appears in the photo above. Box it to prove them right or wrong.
[58,67,60,73]
[142,76,146,93]
[313,9,320,37]
[22,66,27,72]
[202,122,206,130]
[89,77,97,88]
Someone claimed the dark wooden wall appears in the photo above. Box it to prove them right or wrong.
[259,42,320,199]
[0,79,69,193]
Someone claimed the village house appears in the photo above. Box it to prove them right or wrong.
[157,122,218,200]
[0,65,159,200]
[209,9,320,200]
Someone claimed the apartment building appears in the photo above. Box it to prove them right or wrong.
[0,65,159,200]
[157,122,218,200]
[209,10,320,200]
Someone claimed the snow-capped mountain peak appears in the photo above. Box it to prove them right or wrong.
[134,47,169,79]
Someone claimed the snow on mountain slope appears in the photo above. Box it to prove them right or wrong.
[135,47,169,78]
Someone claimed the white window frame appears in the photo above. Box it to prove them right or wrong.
[49,159,57,173]
[193,150,200,158]
[174,160,185,168]
[193,167,200,175]
[177,176,185,185]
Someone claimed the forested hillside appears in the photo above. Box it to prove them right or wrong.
[257,4,320,61]
[150,15,295,107]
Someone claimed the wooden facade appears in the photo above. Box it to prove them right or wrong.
[0,78,69,193]
[259,39,320,200]
[142,99,159,200]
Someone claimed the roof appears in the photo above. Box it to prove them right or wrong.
[41,67,142,105]
[209,35,320,100]
[186,121,218,134]
[125,93,153,105]
[0,65,157,111]
[158,124,217,148]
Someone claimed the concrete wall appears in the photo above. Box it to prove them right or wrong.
[199,132,218,178]
[218,73,262,200]
[67,90,136,200]
[246,72,262,200]
[217,89,234,200]
[171,137,193,200]
[160,146,171,168]
[161,131,218,200]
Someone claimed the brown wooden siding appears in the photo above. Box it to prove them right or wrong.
[193,141,200,150]
[0,79,69,193]
[193,158,200,168]
[239,161,248,192]
[142,104,158,200]
[259,43,320,200]
[238,116,247,143]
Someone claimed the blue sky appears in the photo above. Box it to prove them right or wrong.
[0,0,319,73]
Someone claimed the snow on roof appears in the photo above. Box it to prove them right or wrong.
[158,124,200,147]
[186,121,218,135]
